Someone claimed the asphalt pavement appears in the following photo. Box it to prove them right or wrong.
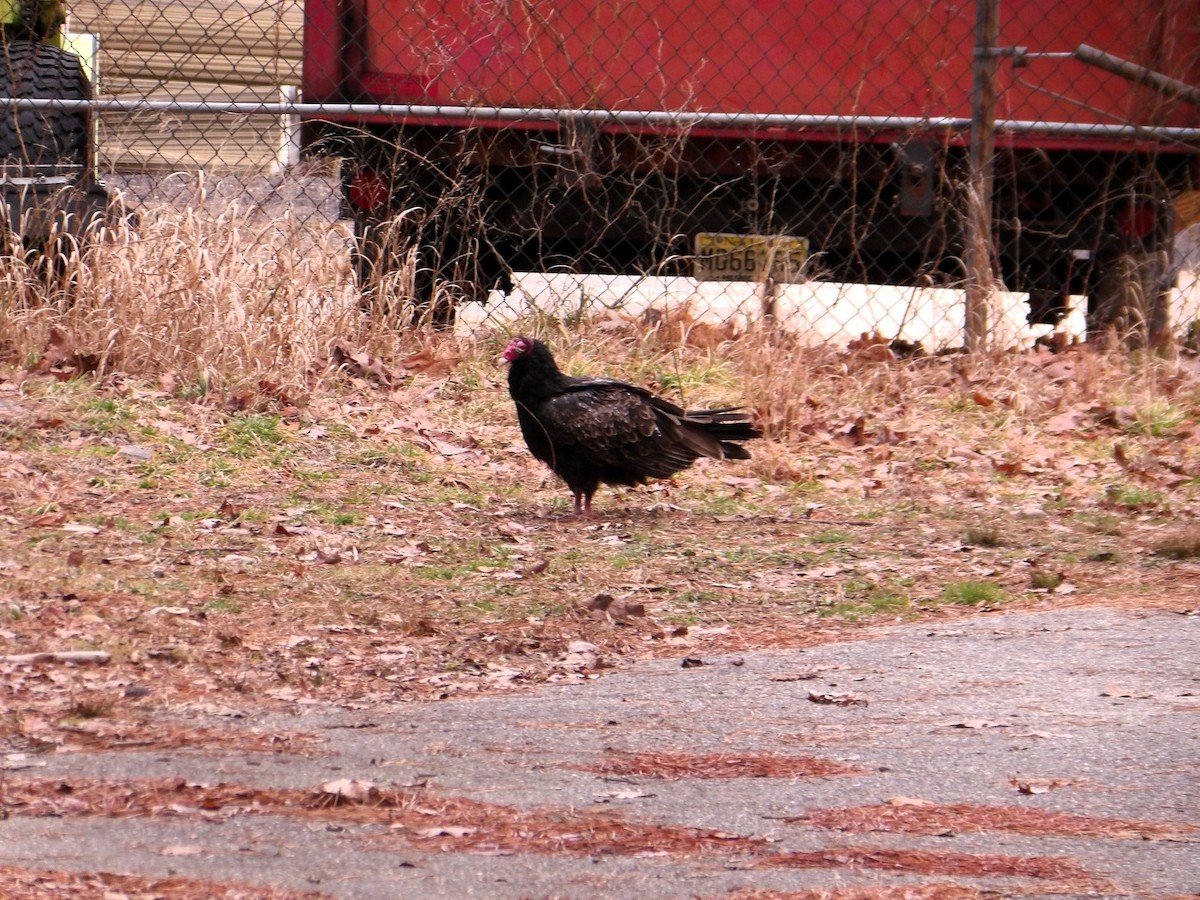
[3,605,1198,898]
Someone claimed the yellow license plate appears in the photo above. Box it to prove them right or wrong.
[694,232,810,283]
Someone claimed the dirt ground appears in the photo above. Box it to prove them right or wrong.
[1,345,1199,897]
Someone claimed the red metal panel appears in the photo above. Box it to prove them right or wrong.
[302,0,343,102]
[995,0,1200,128]
[307,0,1200,139]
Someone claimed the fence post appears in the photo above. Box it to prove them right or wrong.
[276,85,302,173]
[965,0,1000,351]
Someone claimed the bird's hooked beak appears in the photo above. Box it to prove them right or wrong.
[498,338,526,365]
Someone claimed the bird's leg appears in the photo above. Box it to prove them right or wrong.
[583,491,594,516]
[572,492,584,515]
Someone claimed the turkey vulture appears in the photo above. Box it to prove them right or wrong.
[502,336,762,514]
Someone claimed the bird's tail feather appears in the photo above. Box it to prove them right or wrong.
[684,407,763,443]
[718,441,753,459]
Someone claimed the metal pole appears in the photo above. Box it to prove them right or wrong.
[965,0,1000,351]
[0,97,1198,141]
[1074,44,1200,108]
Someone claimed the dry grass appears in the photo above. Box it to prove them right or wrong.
[725,889,989,900]
[754,847,1099,885]
[581,750,861,779]
[802,801,1198,840]
[0,867,325,900]
[4,777,1111,890]
[1,199,1198,432]
[5,776,765,858]
[0,195,368,398]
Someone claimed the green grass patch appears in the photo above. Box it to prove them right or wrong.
[1075,512,1124,536]
[1105,484,1164,509]
[939,580,1006,606]
[205,598,244,614]
[812,529,851,544]
[1125,399,1187,438]
[1030,571,1064,591]
[220,414,289,459]
[81,396,135,433]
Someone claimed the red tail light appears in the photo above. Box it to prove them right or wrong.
[1115,198,1159,240]
[348,169,389,211]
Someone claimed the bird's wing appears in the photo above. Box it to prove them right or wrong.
[537,384,700,475]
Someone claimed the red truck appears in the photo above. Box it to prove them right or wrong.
[301,0,1200,335]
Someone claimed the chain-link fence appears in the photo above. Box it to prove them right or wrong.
[3,0,1199,350]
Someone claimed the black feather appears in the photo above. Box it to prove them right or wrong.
[503,336,762,514]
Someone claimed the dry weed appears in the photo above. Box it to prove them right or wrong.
[2,200,369,398]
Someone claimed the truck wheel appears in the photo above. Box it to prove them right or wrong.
[350,208,510,327]
[344,150,513,326]
[351,213,416,304]
[1087,249,1174,349]
[1087,184,1177,349]
[0,40,90,166]
[0,39,96,278]
[417,225,513,318]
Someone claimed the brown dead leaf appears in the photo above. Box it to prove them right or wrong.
[28,512,67,528]
[152,418,200,445]
[802,565,843,578]
[890,796,936,808]
[331,345,409,386]
[314,547,342,565]
[1045,410,1091,434]
[400,349,461,378]
[769,671,821,682]
[1012,777,1069,795]
[585,593,645,624]
[413,825,475,838]
[160,845,205,857]
[990,457,1025,476]
[807,691,868,707]
[316,779,380,805]
[1100,684,1153,699]
[519,558,550,577]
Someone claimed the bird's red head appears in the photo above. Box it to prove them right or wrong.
[502,336,534,363]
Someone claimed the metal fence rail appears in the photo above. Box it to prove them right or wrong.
[0,0,1197,349]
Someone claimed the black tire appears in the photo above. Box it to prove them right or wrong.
[0,40,91,167]
[351,211,420,313]
[1086,182,1176,349]
[347,173,511,327]
[1087,249,1174,349]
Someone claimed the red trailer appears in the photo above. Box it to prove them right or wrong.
[301,0,1200,333]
